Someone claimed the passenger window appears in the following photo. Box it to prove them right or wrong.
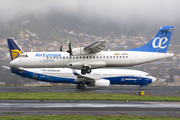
[110,56,112,58]
[96,56,98,58]
[76,56,78,59]
[103,56,105,58]
[47,57,48,59]
[90,56,92,59]
[93,56,95,58]
[123,56,125,58]
[86,56,88,59]
[66,56,68,59]
[107,56,109,58]
[63,57,65,59]
[73,56,75,59]
[120,56,121,58]
[126,56,128,58]
[83,56,85,59]
[100,56,102,58]
[79,56,81,59]
[116,56,118,58]
[113,56,115,58]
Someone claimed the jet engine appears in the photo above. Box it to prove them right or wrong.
[95,79,110,87]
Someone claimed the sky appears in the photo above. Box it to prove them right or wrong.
[0,0,179,26]
[0,0,180,41]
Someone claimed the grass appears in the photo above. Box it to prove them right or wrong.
[0,92,180,101]
[0,115,179,120]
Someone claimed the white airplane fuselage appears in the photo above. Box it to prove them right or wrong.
[11,51,174,68]
[7,66,156,86]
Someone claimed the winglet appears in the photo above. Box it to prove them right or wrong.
[72,69,79,76]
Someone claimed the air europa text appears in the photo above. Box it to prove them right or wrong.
[35,53,61,57]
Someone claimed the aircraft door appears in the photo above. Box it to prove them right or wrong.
[130,52,136,65]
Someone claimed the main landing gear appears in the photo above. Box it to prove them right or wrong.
[81,66,91,75]
[76,84,86,89]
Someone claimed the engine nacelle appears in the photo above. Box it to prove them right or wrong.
[67,62,84,69]
[95,79,110,87]
[71,47,88,55]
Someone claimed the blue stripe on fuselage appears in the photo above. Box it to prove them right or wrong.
[11,69,152,85]
[103,77,152,85]
[11,69,75,83]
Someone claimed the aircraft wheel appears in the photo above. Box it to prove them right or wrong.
[86,66,91,73]
[80,84,86,89]
[139,85,142,90]
[77,84,81,89]
[81,69,86,75]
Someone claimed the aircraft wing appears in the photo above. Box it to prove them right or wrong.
[1,65,11,70]
[84,40,108,54]
[73,69,95,82]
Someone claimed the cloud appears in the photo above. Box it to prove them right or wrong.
[0,0,179,26]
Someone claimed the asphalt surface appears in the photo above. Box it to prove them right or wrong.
[0,86,179,96]
[0,86,180,116]
[0,100,179,116]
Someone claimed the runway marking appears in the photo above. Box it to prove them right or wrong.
[1,103,180,108]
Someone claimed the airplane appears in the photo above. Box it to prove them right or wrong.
[2,66,157,90]
[9,26,174,74]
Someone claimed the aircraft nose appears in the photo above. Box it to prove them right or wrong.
[10,60,16,66]
[152,77,157,82]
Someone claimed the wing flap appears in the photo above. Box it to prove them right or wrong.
[73,69,95,82]
[84,40,108,54]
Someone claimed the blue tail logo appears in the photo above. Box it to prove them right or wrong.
[126,26,174,53]
[152,37,168,49]
[7,38,23,61]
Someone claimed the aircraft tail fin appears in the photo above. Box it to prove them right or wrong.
[7,38,24,61]
[126,26,174,53]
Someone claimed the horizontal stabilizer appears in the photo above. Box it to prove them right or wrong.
[1,65,10,70]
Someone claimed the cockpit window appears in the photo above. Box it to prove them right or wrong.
[17,54,28,58]
[18,55,22,58]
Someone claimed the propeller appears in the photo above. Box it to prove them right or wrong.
[59,44,62,52]
[67,41,72,58]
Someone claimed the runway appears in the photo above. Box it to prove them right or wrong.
[0,86,179,96]
[0,100,179,116]
[0,87,180,116]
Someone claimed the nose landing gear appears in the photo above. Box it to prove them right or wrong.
[139,85,142,90]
